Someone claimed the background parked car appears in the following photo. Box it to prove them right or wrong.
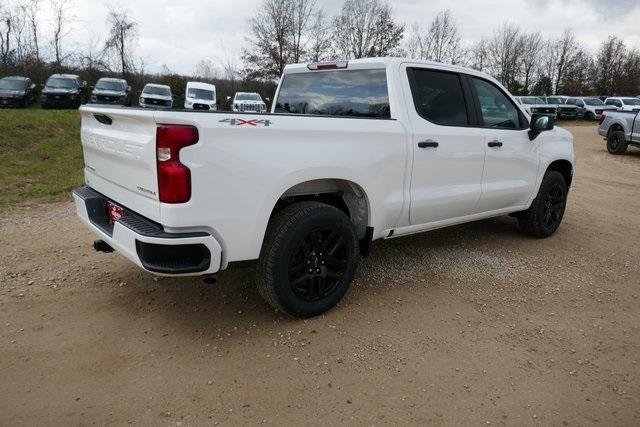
[514,96,557,116]
[545,96,579,119]
[91,77,131,106]
[138,83,173,109]
[565,97,617,120]
[0,76,36,107]
[41,74,88,109]
[184,81,217,110]
[604,97,640,112]
[231,92,267,113]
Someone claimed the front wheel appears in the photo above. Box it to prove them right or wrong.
[257,202,359,318]
[607,130,628,155]
[518,171,568,238]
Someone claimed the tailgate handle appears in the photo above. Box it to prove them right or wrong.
[93,114,113,125]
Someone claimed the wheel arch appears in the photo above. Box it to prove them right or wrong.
[267,178,371,241]
[546,159,573,188]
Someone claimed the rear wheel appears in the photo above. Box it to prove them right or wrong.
[257,202,359,318]
[518,171,568,238]
[584,112,595,121]
[607,130,628,155]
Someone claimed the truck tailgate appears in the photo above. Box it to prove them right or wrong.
[80,106,160,221]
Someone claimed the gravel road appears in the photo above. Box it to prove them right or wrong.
[1,125,639,425]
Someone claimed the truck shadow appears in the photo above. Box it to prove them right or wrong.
[105,215,529,331]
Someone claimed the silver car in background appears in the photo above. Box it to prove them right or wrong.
[566,97,617,120]
[515,96,557,116]
[545,96,579,119]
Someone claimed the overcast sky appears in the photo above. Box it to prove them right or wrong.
[25,0,640,74]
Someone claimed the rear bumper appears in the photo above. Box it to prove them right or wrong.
[72,186,222,276]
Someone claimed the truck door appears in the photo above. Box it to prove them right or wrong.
[402,65,486,225]
[467,76,539,212]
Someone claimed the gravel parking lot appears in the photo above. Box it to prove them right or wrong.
[1,125,639,425]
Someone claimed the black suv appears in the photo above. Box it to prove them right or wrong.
[90,77,131,106]
[41,74,88,109]
[0,76,37,107]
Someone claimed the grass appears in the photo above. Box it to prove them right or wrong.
[0,106,83,210]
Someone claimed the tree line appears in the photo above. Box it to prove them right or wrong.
[1,0,639,99]
[243,0,640,96]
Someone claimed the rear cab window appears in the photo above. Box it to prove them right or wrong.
[274,69,390,118]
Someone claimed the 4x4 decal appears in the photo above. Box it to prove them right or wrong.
[219,118,272,127]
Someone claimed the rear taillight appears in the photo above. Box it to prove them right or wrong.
[156,124,198,203]
[598,114,606,125]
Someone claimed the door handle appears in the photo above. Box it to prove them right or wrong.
[418,140,439,148]
[488,141,503,147]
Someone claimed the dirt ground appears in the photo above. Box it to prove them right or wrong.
[1,125,639,426]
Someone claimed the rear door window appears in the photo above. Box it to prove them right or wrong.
[406,68,469,126]
[275,69,390,118]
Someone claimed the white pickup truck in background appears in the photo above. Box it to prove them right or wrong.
[73,58,575,317]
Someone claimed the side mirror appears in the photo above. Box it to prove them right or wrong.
[82,80,87,87]
[226,96,231,101]
[127,86,131,92]
[265,97,271,102]
[89,85,94,90]
[529,114,554,140]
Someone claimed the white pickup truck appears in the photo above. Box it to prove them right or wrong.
[73,58,575,317]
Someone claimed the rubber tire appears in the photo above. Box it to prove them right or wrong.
[584,112,594,121]
[518,171,568,238]
[257,201,359,318]
[607,130,628,155]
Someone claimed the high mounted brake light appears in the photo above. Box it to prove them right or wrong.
[156,124,198,204]
[307,61,348,71]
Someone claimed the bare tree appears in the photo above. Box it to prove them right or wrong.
[519,32,543,94]
[307,9,333,62]
[10,4,28,64]
[243,0,292,79]
[407,10,461,64]
[551,29,578,94]
[468,37,490,72]
[243,0,322,79]
[104,7,138,76]
[193,59,217,80]
[290,0,317,63]
[50,0,73,66]
[334,0,403,59]
[486,22,523,92]
[25,0,40,62]
[594,36,627,95]
[0,6,13,65]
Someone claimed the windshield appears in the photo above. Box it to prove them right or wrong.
[143,85,171,96]
[583,98,604,106]
[188,88,215,100]
[622,98,640,106]
[46,77,77,89]
[95,80,126,91]
[520,97,545,105]
[546,97,565,104]
[235,93,262,101]
[0,78,25,90]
